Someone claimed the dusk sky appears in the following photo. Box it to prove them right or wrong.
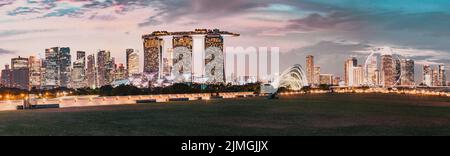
[0,0,449,79]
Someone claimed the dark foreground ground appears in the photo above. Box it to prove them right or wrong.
[0,93,450,136]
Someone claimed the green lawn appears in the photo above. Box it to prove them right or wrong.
[0,93,450,136]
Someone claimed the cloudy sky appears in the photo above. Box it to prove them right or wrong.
[0,0,449,80]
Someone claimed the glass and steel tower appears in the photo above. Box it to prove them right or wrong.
[44,47,59,88]
[59,47,71,88]
[10,56,30,90]
[86,54,97,88]
[71,51,86,88]
[422,65,432,86]
[400,59,414,86]
[97,50,114,87]
[381,54,395,87]
[126,49,140,77]
[29,56,42,89]
[306,55,314,85]
[143,37,163,79]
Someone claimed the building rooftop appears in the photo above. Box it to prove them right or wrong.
[142,29,240,39]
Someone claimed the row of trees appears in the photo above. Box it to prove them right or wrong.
[75,83,261,96]
[0,83,261,100]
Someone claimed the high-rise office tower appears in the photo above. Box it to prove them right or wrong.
[29,56,42,89]
[59,47,71,88]
[352,65,364,86]
[365,54,378,86]
[44,47,59,88]
[432,67,440,86]
[11,56,30,90]
[115,63,127,80]
[126,49,140,77]
[438,65,446,86]
[306,55,314,85]
[423,65,432,86]
[172,36,193,83]
[400,59,414,86]
[1,65,12,88]
[393,57,401,85]
[381,54,395,87]
[97,50,113,87]
[143,37,163,78]
[71,51,86,88]
[86,54,97,88]
[313,66,321,85]
[344,57,357,86]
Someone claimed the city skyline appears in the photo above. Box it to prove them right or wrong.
[1,0,450,80]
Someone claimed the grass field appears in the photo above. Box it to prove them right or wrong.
[0,93,450,136]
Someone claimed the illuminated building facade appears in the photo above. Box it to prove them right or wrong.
[126,49,139,77]
[142,29,239,84]
[44,47,59,88]
[439,65,446,86]
[319,74,333,85]
[313,66,320,86]
[423,65,432,86]
[172,36,193,83]
[11,56,30,90]
[365,53,378,86]
[205,35,225,83]
[352,65,364,86]
[71,51,86,88]
[345,57,357,86]
[306,55,314,85]
[115,63,127,80]
[400,59,414,86]
[381,54,395,87]
[59,47,71,88]
[97,50,114,87]
[1,65,12,88]
[86,54,97,88]
[29,56,42,89]
[143,37,163,79]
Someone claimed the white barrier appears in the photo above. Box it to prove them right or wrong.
[0,92,255,111]
[0,100,23,111]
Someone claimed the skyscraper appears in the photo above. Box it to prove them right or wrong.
[365,54,378,86]
[71,51,86,88]
[172,36,193,83]
[97,50,113,87]
[432,67,440,86]
[205,35,225,83]
[86,54,97,88]
[352,65,364,86]
[438,65,446,86]
[344,57,357,86]
[114,63,127,80]
[381,54,395,87]
[126,49,139,77]
[400,59,414,86]
[143,37,163,77]
[59,47,71,88]
[1,65,12,88]
[313,66,320,85]
[423,65,432,86]
[306,55,314,85]
[393,57,401,85]
[11,56,30,90]
[29,56,42,89]
[44,47,59,88]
